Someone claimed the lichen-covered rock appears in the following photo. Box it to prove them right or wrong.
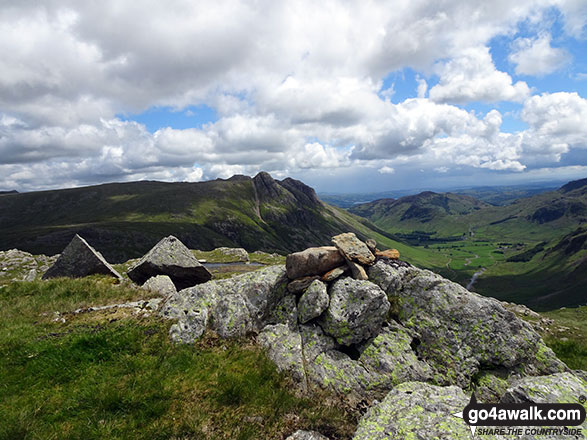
[352,382,472,440]
[42,234,122,280]
[214,247,249,262]
[473,371,509,403]
[286,430,329,440]
[169,309,208,344]
[319,277,390,345]
[269,294,298,328]
[160,265,287,340]
[332,232,375,266]
[286,246,345,279]
[309,349,374,396]
[127,235,211,290]
[258,324,307,387]
[298,280,329,324]
[358,323,433,390]
[142,275,177,296]
[501,372,587,405]
[368,260,566,387]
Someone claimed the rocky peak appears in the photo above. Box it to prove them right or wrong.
[252,171,286,200]
[279,177,322,207]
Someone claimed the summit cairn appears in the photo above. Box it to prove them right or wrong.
[42,234,122,280]
[127,235,211,290]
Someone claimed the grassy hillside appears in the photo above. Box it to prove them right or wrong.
[350,178,587,310]
[0,173,407,264]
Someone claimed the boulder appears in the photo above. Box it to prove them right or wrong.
[214,247,249,263]
[297,280,329,324]
[211,293,253,338]
[288,275,320,294]
[319,277,390,345]
[321,265,348,282]
[352,382,472,440]
[286,430,329,440]
[127,235,211,290]
[367,260,566,387]
[169,309,208,344]
[269,294,298,328]
[258,324,307,387]
[42,234,122,280]
[500,372,587,405]
[331,232,375,266]
[285,246,344,279]
[375,249,400,260]
[141,275,177,297]
[346,260,368,280]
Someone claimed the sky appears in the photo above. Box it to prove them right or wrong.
[1,1,587,194]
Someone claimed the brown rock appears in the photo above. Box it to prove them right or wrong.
[376,249,400,260]
[285,246,344,279]
[321,266,348,283]
[287,276,321,294]
[365,238,377,253]
[346,260,368,280]
[332,232,375,266]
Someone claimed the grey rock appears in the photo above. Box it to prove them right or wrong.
[169,309,208,344]
[501,372,587,405]
[42,234,122,280]
[319,277,390,345]
[352,382,472,440]
[297,280,329,324]
[214,247,249,263]
[141,275,177,297]
[321,265,348,282]
[24,268,37,282]
[286,246,344,279]
[127,235,211,290]
[332,232,375,266]
[258,324,307,387]
[286,430,329,440]
[288,275,321,294]
[211,294,252,338]
[269,294,298,328]
[346,260,368,280]
[309,348,374,396]
[368,260,566,387]
[299,323,337,364]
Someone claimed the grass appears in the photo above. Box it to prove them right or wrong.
[0,277,356,440]
[541,306,587,371]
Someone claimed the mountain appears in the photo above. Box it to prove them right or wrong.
[0,172,403,263]
[349,178,587,309]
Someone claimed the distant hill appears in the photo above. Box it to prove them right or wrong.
[0,172,404,263]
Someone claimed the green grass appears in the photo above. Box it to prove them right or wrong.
[0,278,355,440]
[541,306,587,370]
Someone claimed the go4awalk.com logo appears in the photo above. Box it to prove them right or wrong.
[453,394,586,437]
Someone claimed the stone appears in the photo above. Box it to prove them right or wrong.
[321,265,348,282]
[287,275,320,294]
[286,430,329,440]
[141,275,177,297]
[211,294,252,338]
[365,238,377,253]
[24,268,37,282]
[297,280,329,324]
[285,246,344,280]
[500,372,587,405]
[375,249,400,259]
[319,277,390,345]
[214,247,249,263]
[42,234,122,280]
[127,235,211,290]
[352,382,472,440]
[258,324,307,387]
[331,232,375,266]
[169,309,208,344]
[346,260,368,280]
[268,294,298,328]
[367,260,566,387]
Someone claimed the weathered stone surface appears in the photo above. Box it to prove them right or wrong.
[297,280,329,324]
[367,260,566,387]
[331,232,375,266]
[321,265,348,282]
[501,372,587,405]
[287,275,320,294]
[169,309,208,344]
[0,249,57,283]
[127,236,211,290]
[346,260,368,280]
[269,294,298,328]
[258,324,307,387]
[214,247,249,263]
[141,275,177,297]
[286,246,344,280]
[365,238,377,254]
[375,249,400,260]
[286,430,329,440]
[160,265,288,340]
[309,349,374,396]
[352,382,472,440]
[319,277,390,345]
[43,234,122,280]
[358,323,433,390]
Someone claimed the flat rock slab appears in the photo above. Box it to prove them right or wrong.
[286,246,344,279]
[42,234,122,280]
[127,235,211,290]
[332,232,375,266]
[375,249,400,259]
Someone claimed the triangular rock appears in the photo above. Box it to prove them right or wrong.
[127,235,211,290]
[42,234,122,280]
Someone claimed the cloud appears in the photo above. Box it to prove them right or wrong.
[509,33,571,76]
[428,47,530,103]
